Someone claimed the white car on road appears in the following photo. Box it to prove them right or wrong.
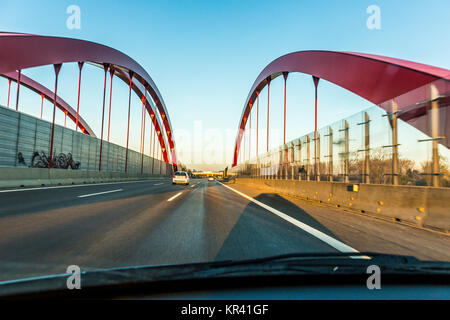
[173,171,189,185]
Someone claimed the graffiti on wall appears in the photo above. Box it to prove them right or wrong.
[18,151,81,169]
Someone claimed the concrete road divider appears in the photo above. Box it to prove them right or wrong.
[0,167,168,189]
[231,178,450,234]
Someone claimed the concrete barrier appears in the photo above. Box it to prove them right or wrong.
[0,167,168,189]
[232,178,450,233]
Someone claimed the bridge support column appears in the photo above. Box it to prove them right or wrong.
[99,63,109,171]
[243,124,246,164]
[15,69,21,111]
[49,64,62,168]
[107,67,114,141]
[249,109,251,163]
[125,72,133,173]
[75,62,84,132]
[40,94,44,119]
[141,95,146,175]
[160,147,163,174]
[312,76,320,181]
[256,91,259,158]
[266,78,271,153]
[283,72,288,145]
[7,79,11,108]
[152,121,156,174]
[149,113,155,174]
[152,116,156,174]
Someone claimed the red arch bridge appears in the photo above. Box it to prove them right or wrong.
[0,34,450,282]
[0,32,177,173]
[231,50,449,188]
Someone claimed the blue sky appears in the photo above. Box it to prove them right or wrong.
[0,0,449,169]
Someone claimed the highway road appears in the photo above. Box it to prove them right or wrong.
[0,178,449,282]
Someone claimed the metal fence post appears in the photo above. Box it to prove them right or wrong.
[325,127,333,182]
[284,145,288,180]
[357,112,371,183]
[317,133,321,181]
[15,70,21,111]
[364,112,370,184]
[264,157,267,179]
[277,147,280,179]
[14,113,21,166]
[306,136,310,181]
[290,142,294,180]
[269,154,273,179]
[430,84,440,187]
[256,156,259,179]
[391,100,399,185]
[60,126,64,155]
[344,120,349,183]
[297,139,302,180]
[33,117,38,155]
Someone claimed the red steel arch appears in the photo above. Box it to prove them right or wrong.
[2,70,95,137]
[233,50,450,167]
[113,68,170,161]
[0,32,176,166]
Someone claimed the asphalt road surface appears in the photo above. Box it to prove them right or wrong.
[0,178,449,282]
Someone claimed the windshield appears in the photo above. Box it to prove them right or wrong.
[0,0,449,297]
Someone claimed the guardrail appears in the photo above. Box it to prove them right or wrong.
[231,177,450,234]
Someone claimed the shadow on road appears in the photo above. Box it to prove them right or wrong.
[0,179,189,218]
[213,187,345,261]
[252,193,341,239]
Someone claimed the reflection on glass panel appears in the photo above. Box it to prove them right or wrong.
[231,80,449,187]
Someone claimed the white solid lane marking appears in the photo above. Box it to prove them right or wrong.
[217,181,360,255]
[0,179,165,193]
[154,182,164,186]
[167,192,183,202]
[78,189,123,198]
